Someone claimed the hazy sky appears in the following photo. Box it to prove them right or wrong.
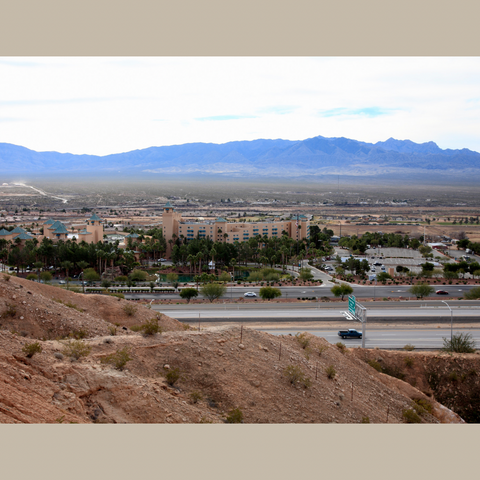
[1,57,480,156]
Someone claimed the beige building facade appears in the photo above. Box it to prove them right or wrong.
[161,202,310,253]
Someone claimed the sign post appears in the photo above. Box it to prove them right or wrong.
[342,294,367,348]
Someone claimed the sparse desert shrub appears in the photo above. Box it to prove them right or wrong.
[336,342,346,353]
[402,408,422,423]
[412,398,433,415]
[448,371,459,382]
[165,367,182,386]
[442,333,476,353]
[3,274,11,281]
[225,407,244,423]
[101,347,132,370]
[4,303,16,317]
[122,303,137,316]
[361,416,370,423]
[108,325,117,336]
[109,293,125,299]
[54,352,64,360]
[129,325,143,332]
[22,341,42,358]
[69,328,88,339]
[141,317,162,336]
[295,332,311,349]
[318,345,327,356]
[283,365,311,388]
[367,359,382,372]
[61,339,91,361]
[403,344,415,351]
[189,391,203,404]
[325,365,336,379]
[404,356,415,368]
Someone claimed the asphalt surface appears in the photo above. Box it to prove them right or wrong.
[253,327,480,349]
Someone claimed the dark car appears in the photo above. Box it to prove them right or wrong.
[436,290,449,295]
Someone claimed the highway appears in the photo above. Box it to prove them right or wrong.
[125,283,477,300]
[151,303,480,349]
[254,327,480,349]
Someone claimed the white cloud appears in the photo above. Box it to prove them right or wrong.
[0,57,480,155]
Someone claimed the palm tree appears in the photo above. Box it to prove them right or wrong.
[61,260,74,288]
[77,260,89,293]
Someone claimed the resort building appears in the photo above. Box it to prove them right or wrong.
[161,201,310,253]
[42,213,104,244]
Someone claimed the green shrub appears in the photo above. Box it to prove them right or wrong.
[4,302,16,317]
[283,365,311,388]
[325,365,336,379]
[403,344,415,351]
[318,345,327,356]
[225,407,244,423]
[295,332,311,349]
[69,328,88,339]
[413,398,433,415]
[26,273,37,281]
[122,303,137,316]
[61,339,91,360]
[165,367,182,386]
[141,317,162,336]
[22,341,42,358]
[442,333,476,353]
[189,391,203,404]
[404,356,414,368]
[130,325,143,332]
[336,342,346,353]
[360,416,370,423]
[110,293,125,299]
[402,408,422,423]
[101,347,132,370]
[367,359,382,372]
[448,371,459,382]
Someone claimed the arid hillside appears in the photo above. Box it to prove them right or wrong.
[0,274,471,424]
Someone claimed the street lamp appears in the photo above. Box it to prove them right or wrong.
[442,300,453,343]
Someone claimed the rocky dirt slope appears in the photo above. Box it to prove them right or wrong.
[0,274,468,424]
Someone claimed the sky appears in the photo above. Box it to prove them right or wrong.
[1,57,480,156]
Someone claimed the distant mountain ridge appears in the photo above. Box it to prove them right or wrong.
[1,135,479,179]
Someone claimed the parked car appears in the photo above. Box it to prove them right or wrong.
[244,292,257,297]
[59,280,66,284]
[436,290,449,295]
[324,266,334,271]
[373,261,382,266]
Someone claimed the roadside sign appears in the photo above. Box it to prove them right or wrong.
[348,295,356,315]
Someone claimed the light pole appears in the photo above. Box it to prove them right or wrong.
[442,300,453,343]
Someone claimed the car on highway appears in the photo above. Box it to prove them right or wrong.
[244,292,257,297]
[338,329,362,339]
[436,290,449,295]
[59,280,66,284]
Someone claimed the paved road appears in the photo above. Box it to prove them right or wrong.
[152,304,480,322]
[125,283,476,300]
[254,327,480,349]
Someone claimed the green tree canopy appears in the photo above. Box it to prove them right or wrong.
[259,286,282,300]
[408,283,434,299]
[200,283,226,303]
[179,287,199,303]
[330,283,354,300]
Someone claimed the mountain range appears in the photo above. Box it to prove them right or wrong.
[1,135,479,180]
